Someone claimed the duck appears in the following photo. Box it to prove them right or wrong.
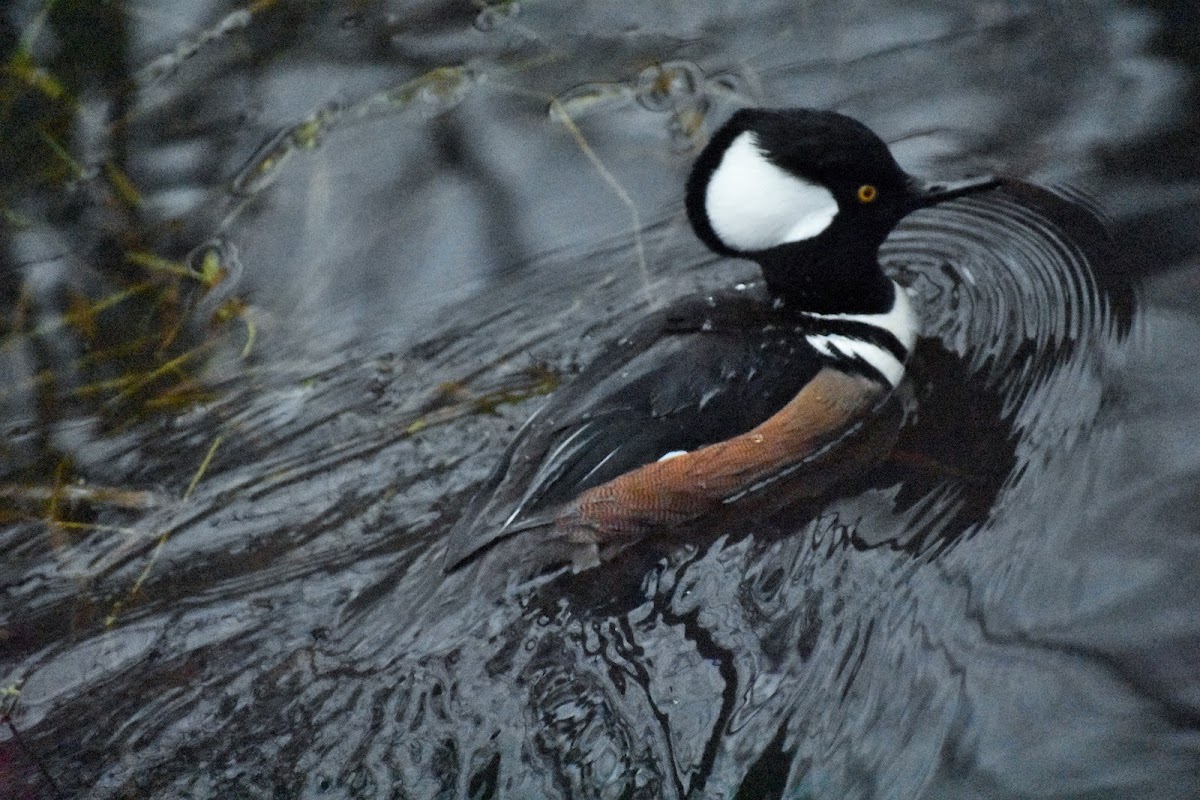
[443,107,998,573]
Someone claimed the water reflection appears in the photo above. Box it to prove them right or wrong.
[2,1,1200,798]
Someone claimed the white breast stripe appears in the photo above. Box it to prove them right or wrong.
[805,282,918,353]
[658,450,688,462]
[705,132,839,252]
[807,334,906,386]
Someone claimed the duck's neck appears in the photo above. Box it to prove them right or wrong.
[756,237,894,315]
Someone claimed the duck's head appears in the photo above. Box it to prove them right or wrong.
[685,108,997,313]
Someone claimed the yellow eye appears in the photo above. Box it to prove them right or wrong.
[857,184,878,203]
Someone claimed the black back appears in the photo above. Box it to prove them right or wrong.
[443,286,898,569]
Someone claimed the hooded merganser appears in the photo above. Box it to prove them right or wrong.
[443,108,998,573]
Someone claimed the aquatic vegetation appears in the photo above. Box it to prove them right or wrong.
[1,0,1198,798]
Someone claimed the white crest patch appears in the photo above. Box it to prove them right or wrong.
[705,131,839,252]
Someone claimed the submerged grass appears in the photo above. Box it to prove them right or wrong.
[103,434,224,628]
[0,5,257,564]
[0,0,619,650]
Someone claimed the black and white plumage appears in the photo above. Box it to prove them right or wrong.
[444,108,997,573]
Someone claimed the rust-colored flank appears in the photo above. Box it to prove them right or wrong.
[558,367,884,542]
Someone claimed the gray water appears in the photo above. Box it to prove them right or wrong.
[1,1,1199,798]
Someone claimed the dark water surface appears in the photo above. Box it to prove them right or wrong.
[2,1,1199,798]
